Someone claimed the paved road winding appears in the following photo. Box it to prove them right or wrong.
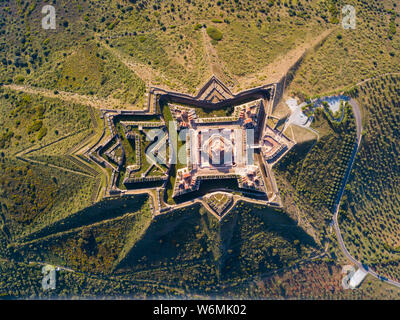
[332,98,400,288]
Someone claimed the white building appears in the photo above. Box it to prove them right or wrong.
[349,268,368,289]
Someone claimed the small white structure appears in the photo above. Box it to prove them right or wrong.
[349,268,368,289]
[286,98,310,128]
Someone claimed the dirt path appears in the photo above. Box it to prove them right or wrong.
[97,38,189,93]
[4,84,139,110]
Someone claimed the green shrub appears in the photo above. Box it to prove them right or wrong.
[14,75,25,84]
[27,120,43,134]
[194,23,203,31]
[206,26,223,41]
[37,127,48,140]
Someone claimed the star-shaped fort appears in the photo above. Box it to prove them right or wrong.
[84,76,295,220]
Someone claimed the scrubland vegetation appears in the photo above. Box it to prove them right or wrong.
[15,196,152,274]
[28,41,146,106]
[109,202,316,293]
[223,259,400,300]
[0,89,92,154]
[0,158,96,241]
[290,0,400,96]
